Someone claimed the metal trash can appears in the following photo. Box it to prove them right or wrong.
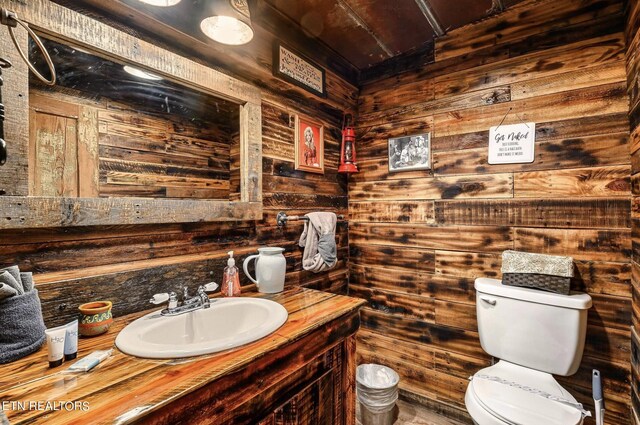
[356,364,400,425]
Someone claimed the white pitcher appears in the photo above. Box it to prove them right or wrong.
[243,247,286,293]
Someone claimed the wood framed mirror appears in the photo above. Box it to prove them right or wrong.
[0,0,262,229]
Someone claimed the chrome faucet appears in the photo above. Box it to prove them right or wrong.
[150,282,219,316]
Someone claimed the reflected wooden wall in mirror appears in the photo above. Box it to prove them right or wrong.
[29,37,240,201]
[0,0,262,228]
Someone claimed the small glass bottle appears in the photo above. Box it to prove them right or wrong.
[221,251,241,297]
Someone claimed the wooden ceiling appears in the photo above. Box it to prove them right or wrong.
[54,0,524,82]
[264,0,522,69]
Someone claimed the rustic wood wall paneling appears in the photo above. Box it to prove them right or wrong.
[353,0,632,422]
[0,95,350,327]
[628,0,640,422]
[29,88,234,200]
[98,104,232,200]
[0,0,264,226]
[0,5,352,327]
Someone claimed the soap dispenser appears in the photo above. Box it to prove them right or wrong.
[221,251,241,297]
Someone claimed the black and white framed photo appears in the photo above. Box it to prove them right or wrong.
[388,133,431,172]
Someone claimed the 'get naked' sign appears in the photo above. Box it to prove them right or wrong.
[488,122,536,165]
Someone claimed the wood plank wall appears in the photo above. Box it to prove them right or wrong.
[352,0,632,422]
[0,107,350,328]
[97,100,234,200]
[627,0,640,423]
[29,88,235,200]
[0,7,356,329]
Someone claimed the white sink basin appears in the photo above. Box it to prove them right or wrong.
[115,298,288,359]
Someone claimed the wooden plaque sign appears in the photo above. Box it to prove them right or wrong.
[488,122,536,164]
[274,42,326,97]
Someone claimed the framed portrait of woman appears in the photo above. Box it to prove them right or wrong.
[294,114,324,174]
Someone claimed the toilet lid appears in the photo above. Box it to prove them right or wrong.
[470,362,584,425]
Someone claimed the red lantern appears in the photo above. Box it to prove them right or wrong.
[338,114,358,174]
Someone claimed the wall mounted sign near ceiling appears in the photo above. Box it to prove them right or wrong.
[294,114,324,174]
[388,133,431,172]
[273,42,326,98]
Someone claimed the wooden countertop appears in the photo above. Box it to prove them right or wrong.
[0,287,365,424]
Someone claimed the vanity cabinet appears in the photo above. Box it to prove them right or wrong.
[0,288,363,425]
[143,313,359,425]
[259,345,345,425]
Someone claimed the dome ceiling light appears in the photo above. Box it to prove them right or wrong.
[200,0,254,46]
[123,65,163,80]
[137,0,181,7]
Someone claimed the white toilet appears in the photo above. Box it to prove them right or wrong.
[465,278,592,425]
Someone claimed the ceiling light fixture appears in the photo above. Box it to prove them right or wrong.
[123,65,163,80]
[137,0,181,6]
[200,0,254,46]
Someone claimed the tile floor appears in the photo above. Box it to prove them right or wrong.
[357,399,470,425]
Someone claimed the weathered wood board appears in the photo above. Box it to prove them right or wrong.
[628,0,640,422]
[352,1,633,423]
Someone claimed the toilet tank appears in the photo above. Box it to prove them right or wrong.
[475,278,592,376]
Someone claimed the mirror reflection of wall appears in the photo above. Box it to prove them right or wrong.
[28,37,240,200]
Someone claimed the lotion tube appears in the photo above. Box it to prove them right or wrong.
[45,324,67,368]
[64,319,79,360]
[65,349,113,373]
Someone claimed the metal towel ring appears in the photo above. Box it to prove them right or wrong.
[1,8,56,86]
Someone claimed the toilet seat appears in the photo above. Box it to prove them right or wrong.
[465,361,585,425]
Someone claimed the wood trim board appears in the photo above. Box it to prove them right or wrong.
[0,0,263,227]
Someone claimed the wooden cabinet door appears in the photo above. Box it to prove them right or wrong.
[30,105,79,196]
[273,370,335,425]
[29,92,99,197]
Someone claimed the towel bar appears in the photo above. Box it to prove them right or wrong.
[276,212,345,227]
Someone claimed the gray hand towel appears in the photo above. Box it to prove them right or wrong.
[0,270,23,295]
[20,272,34,292]
[0,289,46,364]
[1,265,22,287]
[0,283,18,301]
[299,212,338,273]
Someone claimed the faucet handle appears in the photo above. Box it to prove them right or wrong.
[202,282,219,292]
[168,292,178,309]
[150,293,169,305]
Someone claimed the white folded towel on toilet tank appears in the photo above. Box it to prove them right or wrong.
[299,212,338,273]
